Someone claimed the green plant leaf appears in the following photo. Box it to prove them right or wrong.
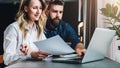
[117,12,120,18]
[107,27,115,30]
[100,8,111,17]
[106,3,111,9]
[112,5,118,16]
[100,2,120,38]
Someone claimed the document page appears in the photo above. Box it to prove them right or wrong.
[34,35,75,55]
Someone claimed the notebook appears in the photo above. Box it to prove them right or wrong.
[52,28,116,64]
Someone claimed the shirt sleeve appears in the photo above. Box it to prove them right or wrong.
[3,25,20,65]
[3,25,27,65]
[65,23,80,49]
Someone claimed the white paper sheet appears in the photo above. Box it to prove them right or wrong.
[34,35,75,55]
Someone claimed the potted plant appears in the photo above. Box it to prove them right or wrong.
[100,1,120,50]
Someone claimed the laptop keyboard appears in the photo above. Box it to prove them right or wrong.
[52,54,83,64]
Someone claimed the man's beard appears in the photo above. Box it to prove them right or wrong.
[48,16,61,28]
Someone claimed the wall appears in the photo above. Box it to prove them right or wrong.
[0,3,19,54]
[63,0,79,33]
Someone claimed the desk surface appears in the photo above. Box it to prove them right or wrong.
[6,58,120,68]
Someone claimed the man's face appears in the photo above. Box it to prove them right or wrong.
[48,4,64,27]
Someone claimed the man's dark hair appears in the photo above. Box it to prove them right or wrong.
[47,0,64,10]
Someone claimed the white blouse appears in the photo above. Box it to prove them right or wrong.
[3,22,46,65]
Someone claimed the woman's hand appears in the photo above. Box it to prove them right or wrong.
[20,44,30,56]
[30,51,51,60]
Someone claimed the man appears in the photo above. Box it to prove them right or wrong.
[45,0,86,56]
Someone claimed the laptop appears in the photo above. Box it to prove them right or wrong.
[52,28,116,64]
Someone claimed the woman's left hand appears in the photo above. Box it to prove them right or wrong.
[20,44,30,56]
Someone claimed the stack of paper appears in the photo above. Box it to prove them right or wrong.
[34,35,75,55]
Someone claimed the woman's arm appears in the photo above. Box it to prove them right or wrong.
[3,25,20,65]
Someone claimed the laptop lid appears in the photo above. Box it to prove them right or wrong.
[82,28,116,63]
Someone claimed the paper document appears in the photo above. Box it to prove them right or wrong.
[34,35,75,55]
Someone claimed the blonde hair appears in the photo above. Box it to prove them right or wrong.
[16,0,47,39]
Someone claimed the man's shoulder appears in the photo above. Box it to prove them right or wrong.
[60,20,70,26]
[60,20,73,31]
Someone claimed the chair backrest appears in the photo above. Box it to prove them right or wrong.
[0,55,3,64]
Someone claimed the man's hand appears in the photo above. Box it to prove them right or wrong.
[75,43,86,56]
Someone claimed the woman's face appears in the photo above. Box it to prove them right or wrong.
[24,0,42,22]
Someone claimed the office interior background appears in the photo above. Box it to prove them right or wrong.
[0,0,120,64]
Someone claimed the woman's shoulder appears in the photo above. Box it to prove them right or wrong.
[4,21,19,32]
[9,21,19,27]
[6,21,19,29]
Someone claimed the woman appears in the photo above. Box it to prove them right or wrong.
[3,0,50,65]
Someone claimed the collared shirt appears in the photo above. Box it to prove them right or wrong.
[3,22,46,65]
[45,20,80,49]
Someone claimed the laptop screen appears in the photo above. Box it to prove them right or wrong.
[82,28,116,63]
